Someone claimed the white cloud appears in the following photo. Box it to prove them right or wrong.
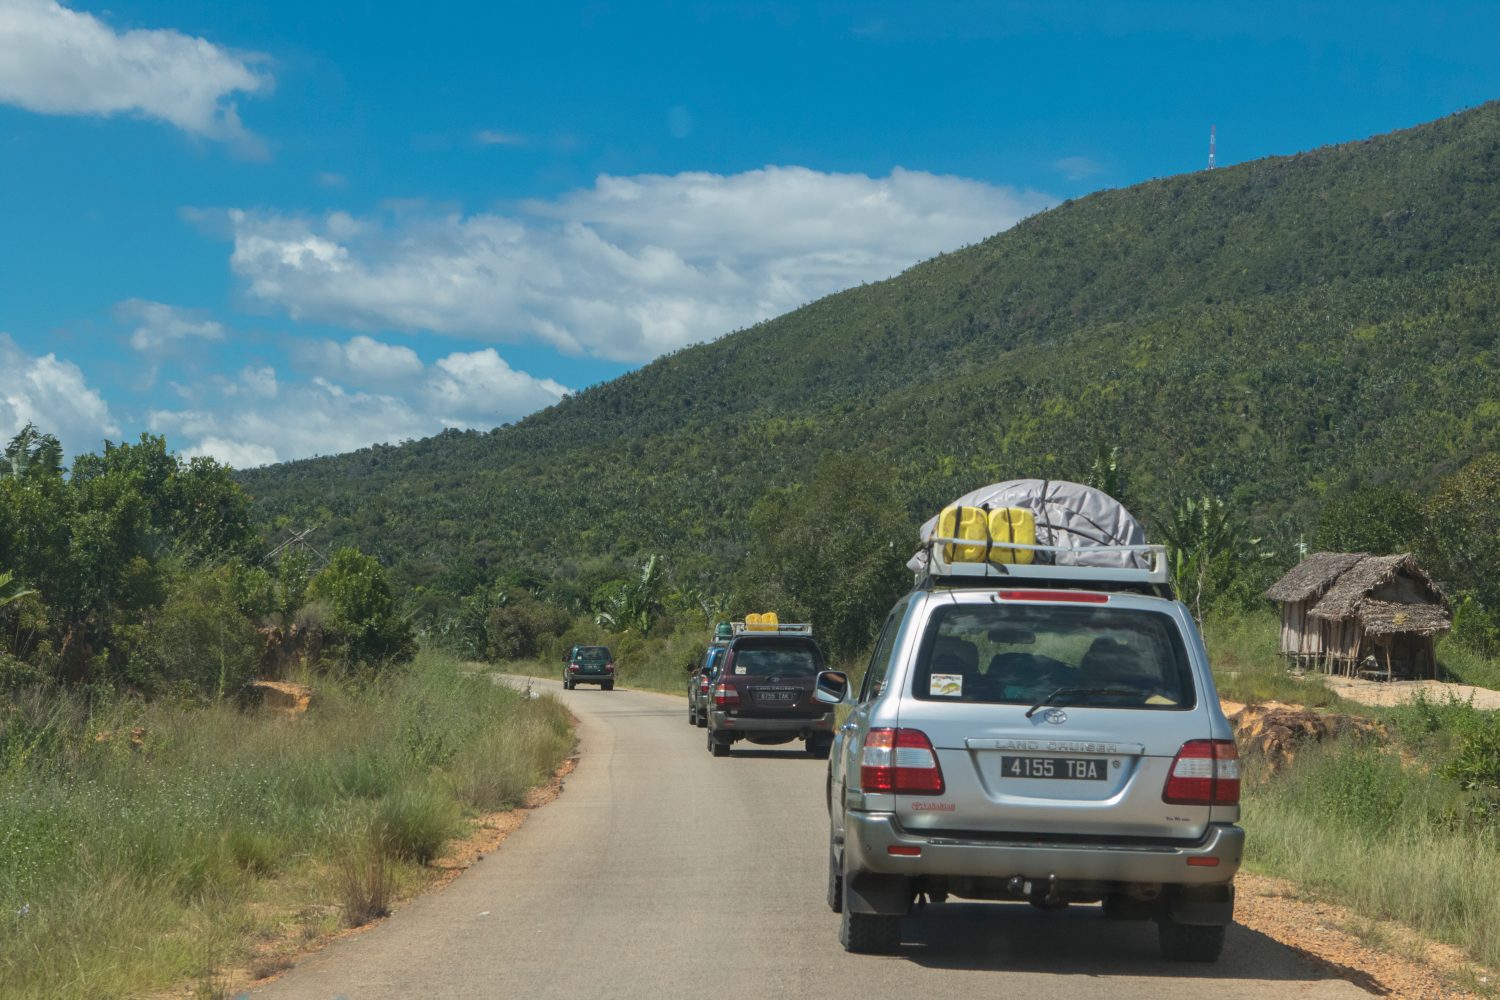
[114,299,225,353]
[474,128,526,146]
[149,339,567,466]
[0,333,119,457]
[1055,155,1103,181]
[0,0,270,145]
[223,166,1052,363]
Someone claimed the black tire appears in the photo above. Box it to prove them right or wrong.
[603,681,614,691]
[807,734,833,759]
[688,703,697,725]
[709,730,730,757]
[1158,919,1225,962]
[827,844,843,913]
[839,907,901,954]
[562,678,573,690]
[696,711,708,729]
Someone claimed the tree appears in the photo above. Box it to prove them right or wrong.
[2,424,63,481]
[1156,496,1238,622]
[0,570,35,610]
[307,548,416,667]
[593,556,667,634]
[1423,455,1500,651]
[738,455,912,660]
[1313,486,1424,555]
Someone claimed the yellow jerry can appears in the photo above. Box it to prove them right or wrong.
[987,507,1037,565]
[746,612,779,631]
[936,504,990,563]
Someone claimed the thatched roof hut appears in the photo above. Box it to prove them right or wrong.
[1264,552,1366,604]
[1265,552,1449,678]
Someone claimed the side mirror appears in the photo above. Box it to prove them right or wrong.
[814,670,851,706]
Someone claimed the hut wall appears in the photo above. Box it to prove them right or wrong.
[1279,601,1304,655]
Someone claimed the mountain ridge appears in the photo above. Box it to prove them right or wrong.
[238,102,1500,597]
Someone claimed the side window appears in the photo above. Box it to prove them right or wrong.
[859,607,904,703]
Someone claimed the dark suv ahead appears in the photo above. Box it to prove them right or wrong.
[688,645,727,727]
[563,645,615,690]
[706,628,833,758]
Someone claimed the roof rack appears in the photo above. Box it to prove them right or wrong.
[922,537,1172,588]
[730,621,813,636]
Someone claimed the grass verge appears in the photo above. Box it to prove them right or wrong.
[0,651,572,999]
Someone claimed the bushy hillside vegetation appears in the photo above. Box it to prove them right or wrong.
[239,104,1500,643]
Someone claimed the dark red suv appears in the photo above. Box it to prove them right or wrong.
[705,628,833,758]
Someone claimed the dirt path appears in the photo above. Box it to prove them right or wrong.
[1322,676,1500,711]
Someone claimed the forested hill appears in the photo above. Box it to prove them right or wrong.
[239,103,1500,600]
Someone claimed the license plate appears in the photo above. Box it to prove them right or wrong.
[1001,755,1107,781]
[758,690,798,702]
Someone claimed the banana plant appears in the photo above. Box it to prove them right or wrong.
[0,570,36,610]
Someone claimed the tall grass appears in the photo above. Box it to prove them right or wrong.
[0,651,572,999]
[1201,610,1351,708]
[1245,726,1500,968]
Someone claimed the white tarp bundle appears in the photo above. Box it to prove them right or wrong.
[909,479,1149,574]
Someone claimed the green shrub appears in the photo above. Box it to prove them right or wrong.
[308,548,416,668]
[375,784,458,864]
[145,565,261,698]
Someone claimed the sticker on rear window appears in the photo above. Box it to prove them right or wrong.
[930,673,963,697]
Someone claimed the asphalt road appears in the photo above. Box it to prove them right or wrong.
[253,678,1370,1000]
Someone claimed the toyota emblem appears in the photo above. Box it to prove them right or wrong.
[1042,708,1068,725]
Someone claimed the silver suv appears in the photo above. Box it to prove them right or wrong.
[818,582,1242,960]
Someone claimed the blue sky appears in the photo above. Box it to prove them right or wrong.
[2,1,1498,466]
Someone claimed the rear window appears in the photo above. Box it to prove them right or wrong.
[728,640,822,677]
[574,647,612,663]
[910,602,1195,710]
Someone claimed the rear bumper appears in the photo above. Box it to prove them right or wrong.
[844,812,1243,886]
[567,672,613,683]
[709,711,833,735]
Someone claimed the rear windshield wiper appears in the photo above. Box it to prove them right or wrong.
[1025,686,1144,718]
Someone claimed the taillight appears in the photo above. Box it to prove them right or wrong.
[698,675,710,693]
[713,682,739,707]
[1163,739,1240,805]
[859,728,945,795]
[568,664,579,672]
[606,662,615,672]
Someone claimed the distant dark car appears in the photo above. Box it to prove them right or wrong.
[563,645,615,690]
[688,646,727,727]
[706,627,833,758]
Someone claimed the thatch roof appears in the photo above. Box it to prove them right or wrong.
[1358,600,1451,637]
[1269,551,1452,637]
[1265,552,1367,603]
[1309,553,1430,620]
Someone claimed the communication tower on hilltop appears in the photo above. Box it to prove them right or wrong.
[1208,124,1217,170]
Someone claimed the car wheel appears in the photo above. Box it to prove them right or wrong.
[562,678,573,690]
[696,709,707,729]
[688,703,697,725]
[807,734,833,759]
[709,730,730,757]
[603,681,614,691]
[839,907,900,954]
[1157,918,1225,962]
